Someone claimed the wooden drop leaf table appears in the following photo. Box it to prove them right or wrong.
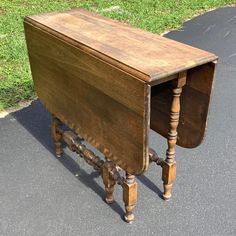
[24,9,218,223]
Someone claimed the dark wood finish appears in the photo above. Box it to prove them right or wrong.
[101,160,117,204]
[57,127,138,222]
[24,9,217,83]
[24,9,218,223]
[149,148,163,165]
[151,61,217,148]
[24,10,217,150]
[51,115,63,157]
[60,129,105,171]
[24,21,150,175]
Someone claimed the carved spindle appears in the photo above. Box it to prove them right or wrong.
[52,127,139,223]
[51,115,63,157]
[162,72,186,200]
[149,148,163,165]
[77,143,104,171]
[101,161,116,204]
[61,130,104,170]
[123,173,137,223]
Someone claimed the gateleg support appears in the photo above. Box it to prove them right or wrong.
[162,71,186,200]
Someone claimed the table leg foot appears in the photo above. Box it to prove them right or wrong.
[163,184,173,201]
[102,160,116,204]
[124,205,135,223]
[51,115,63,158]
[162,161,176,200]
[104,186,115,204]
[123,173,137,223]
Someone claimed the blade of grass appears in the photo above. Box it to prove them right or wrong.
[0,0,235,110]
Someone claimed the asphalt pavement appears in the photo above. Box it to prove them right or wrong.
[0,6,236,236]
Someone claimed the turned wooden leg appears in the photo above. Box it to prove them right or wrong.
[101,160,116,204]
[123,173,137,223]
[51,115,63,157]
[162,72,186,200]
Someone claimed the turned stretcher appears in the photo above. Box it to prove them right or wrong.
[24,9,217,223]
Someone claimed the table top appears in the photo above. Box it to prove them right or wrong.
[25,9,217,84]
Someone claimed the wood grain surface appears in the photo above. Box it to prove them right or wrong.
[24,9,217,84]
[24,22,150,175]
[24,9,217,164]
[151,62,216,148]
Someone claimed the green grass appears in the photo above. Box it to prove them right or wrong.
[0,0,235,110]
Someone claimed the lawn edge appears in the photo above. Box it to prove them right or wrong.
[1,5,235,115]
